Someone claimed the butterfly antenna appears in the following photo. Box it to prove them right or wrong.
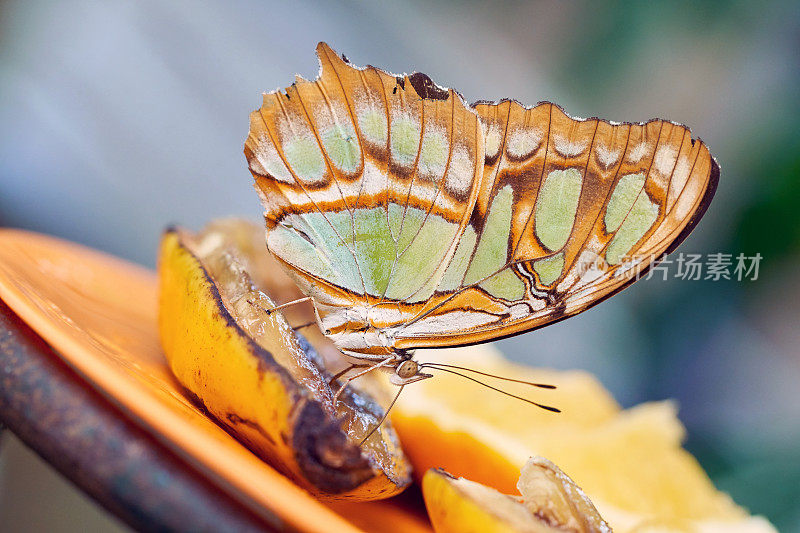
[358,384,405,446]
[421,362,556,389]
[419,365,560,413]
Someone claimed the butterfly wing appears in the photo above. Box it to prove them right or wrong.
[245,43,484,334]
[245,43,718,352]
[391,100,718,348]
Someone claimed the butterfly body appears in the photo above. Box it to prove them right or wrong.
[245,43,718,383]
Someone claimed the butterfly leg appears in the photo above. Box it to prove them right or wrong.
[267,296,312,314]
[327,363,367,386]
[358,384,405,446]
[331,356,395,406]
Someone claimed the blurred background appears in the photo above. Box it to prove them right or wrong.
[1,0,798,530]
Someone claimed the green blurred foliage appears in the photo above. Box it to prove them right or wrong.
[733,131,800,261]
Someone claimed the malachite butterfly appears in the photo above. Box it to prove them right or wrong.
[244,42,718,389]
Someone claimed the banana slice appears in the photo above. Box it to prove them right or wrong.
[422,458,611,533]
[158,219,411,500]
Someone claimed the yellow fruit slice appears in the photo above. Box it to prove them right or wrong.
[393,345,776,531]
[422,458,610,533]
[158,219,411,500]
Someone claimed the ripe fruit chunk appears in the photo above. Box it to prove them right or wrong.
[394,345,776,531]
[422,458,611,533]
[158,220,411,500]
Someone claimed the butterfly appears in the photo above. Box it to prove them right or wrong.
[244,42,718,395]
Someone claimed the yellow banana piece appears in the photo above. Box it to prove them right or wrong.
[157,220,411,501]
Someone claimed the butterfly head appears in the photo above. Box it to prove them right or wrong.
[389,356,433,386]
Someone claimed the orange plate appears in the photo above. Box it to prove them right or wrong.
[0,228,431,533]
